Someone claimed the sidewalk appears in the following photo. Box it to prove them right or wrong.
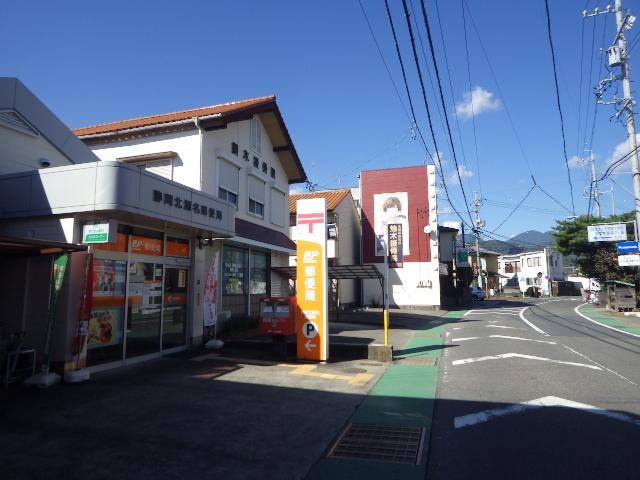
[306,309,467,479]
[576,303,640,336]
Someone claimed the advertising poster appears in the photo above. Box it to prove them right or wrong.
[374,192,410,256]
[203,250,219,327]
[87,308,121,348]
[388,223,403,268]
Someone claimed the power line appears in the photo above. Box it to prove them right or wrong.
[381,0,433,161]
[418,0,474,223]
[536,184,575,214]
[461,0,482,194]
[391,0,473,227]
[493,185,537,232]
[543,0,577,215]
[463,0,535,177]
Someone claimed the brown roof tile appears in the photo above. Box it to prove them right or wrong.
[73,95,276,137]
[289,189,351,213]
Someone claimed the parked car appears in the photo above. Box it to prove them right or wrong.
[470,286,486,301]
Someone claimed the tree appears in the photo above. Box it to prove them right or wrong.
[552,212,636,282]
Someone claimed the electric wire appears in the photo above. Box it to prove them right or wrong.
[390,0,473,228]
[543,0,577,216]
[461,0,482,194]
[493,185,537,232]
[418,0,474,222]
[536,184,575,214]
[463,0,535,177]
[381,0,434,161]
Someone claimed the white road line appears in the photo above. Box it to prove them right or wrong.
[454,395,640,429]
[486,325,526,330]
[519,306,550,336]
[574,304,640,339]
[451,335,555,344]
[451,353,602,370]
[559,343,639,387]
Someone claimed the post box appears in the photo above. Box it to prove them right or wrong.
[258,297,297,335]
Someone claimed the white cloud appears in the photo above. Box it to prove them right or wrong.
[455,86,501,120]
[568,155,583,169]
[289,185,307,195]
[604,134,640,173]
[448,164,473,185]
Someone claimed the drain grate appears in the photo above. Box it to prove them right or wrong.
[393,357,437,365]
[328,423,426,465]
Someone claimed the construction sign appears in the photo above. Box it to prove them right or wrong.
[296,198,328,361]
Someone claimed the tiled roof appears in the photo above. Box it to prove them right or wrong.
[73,95,276,137]
[289,189,351,213]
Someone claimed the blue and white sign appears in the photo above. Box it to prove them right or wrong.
[617,241,639,254]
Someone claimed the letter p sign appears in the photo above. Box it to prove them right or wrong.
[302,321,318,339]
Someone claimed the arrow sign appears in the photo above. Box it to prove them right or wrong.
[454,396,640,429]
[617,241,639,254]
[304,340,316,351]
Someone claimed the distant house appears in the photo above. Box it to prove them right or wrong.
[467,246,501,295]
[498,248,564,296]
[289,189,361,310]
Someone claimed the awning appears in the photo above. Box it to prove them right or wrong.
[0,236,88,256]
[271,264,382,280]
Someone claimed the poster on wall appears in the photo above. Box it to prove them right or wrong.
[203,250,219,327]
[87,308,121,348]
[92,260,126,296]
[374,192,410,257]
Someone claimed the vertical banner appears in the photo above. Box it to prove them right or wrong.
[296,198,328,361]
[387,223,403,268]
[42,254,70,371]
[203,249,219,327]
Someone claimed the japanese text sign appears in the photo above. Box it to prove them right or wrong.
[588,224,628,242]
[387,223,403,268]
[295,198,328,361]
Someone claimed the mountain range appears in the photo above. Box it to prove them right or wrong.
[461,230,554,255]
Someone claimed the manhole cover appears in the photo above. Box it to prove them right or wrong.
[394,357,437,365]
[328,423,426,465]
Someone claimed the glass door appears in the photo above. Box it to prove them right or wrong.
[162,267,188,349]
[126,262,163,358]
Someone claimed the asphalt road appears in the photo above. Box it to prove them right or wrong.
[427,298,640,480]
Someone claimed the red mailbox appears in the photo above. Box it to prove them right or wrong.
[258,297,297,335]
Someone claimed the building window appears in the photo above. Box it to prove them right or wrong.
[249,198,264,217]
[218,187,238,207]
[218,159,239,208]
[223,247,248,295]
[271,189,286,226]
[289,214,296,227]
[527,257,541,267]
[250,251,268,295]
[250,117,262,154]
[262,162,267,173]
[270,167,276,179]
[248,175,266,219]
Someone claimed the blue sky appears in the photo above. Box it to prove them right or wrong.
[2,0,638,239]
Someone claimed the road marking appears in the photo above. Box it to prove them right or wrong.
[559,343,639,387]
[519,306,550,336]
[451,335,556,345]
[451,353,601,370]
[486,325,527,330]
[454,395,640,429]
[466,312,521,317]
[574,304,640,339]
[279,364,374,385]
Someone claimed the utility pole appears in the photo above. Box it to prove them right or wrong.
[586,0,640,229]
[581,150,601,216]
[471,192,485,290]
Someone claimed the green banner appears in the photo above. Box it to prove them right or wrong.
[42,254,69,371]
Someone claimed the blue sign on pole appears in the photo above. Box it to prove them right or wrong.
[616,241,639,254]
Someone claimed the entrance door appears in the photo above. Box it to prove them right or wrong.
[163,267,188,349]
[126,262,163,358]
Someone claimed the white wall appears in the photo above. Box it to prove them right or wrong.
[0,125,76,174]
[90,130,201,190]
[362,262,441,308]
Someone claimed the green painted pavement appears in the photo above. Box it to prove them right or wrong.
[306,312,466,479]
[577,303,640,336]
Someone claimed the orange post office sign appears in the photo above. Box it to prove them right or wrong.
[295,198,328,361]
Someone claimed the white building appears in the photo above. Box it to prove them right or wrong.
[74,96,306,322]
[498,248,564,296]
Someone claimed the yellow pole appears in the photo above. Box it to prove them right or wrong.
[383,309,389,346]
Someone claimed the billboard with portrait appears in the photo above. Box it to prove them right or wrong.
[374,192,410,256]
